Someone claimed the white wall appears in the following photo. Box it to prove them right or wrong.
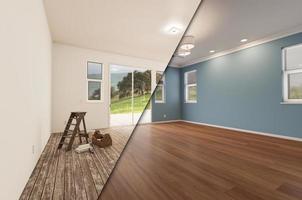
[52,43,166,132]
[0,0,52,199]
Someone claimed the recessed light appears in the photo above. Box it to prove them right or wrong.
[209,50,215,53]
[163,23,183,35]
[169,27,181,34]
[240,38,248,43]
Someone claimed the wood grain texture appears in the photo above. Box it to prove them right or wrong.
[99,122,302,200]
[19,126,133,200]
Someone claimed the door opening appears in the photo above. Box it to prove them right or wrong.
[110,64,151,126]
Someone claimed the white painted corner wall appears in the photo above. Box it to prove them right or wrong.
[51,43,166,132]
[0,0,52,199]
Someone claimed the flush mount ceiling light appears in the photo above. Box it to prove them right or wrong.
[175,35,195,58]
[209,50,215,53]
[240,38,248,43]
[169,26,181,34]
[163,23,183,35]
[180,36,195,50]
[176,49,191,57]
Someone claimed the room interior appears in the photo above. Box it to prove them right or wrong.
[1,0,302,200]
[1,0,201,199]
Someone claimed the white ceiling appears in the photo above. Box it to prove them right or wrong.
[170,0,302,67]
[44,0,201,64]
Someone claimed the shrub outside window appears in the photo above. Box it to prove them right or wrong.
[155,71,165,103]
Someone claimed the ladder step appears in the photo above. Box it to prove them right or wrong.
[62,135,72,138]
[63,130,74,134]
[59,142,69,145]
[67,130,86,134]
[63,134,82,138]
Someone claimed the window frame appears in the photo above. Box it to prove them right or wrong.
[87,61,103,103]
[282,44,302,103]
[155,71,165,103]
[184,70,197,103]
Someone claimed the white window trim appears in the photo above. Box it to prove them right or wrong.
[184,70,197,103]
[155,72,165,103]
[87,61,103,103]
[185,84,197,103]
[155,85,165,103]
[282,46,302,104]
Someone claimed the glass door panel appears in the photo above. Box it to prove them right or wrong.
[110,65,152,126]
[133,69,151,124]
[110,65,133,126]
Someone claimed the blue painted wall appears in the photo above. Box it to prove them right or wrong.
[152,33,302,138]
[152,67,181,121]
[180,32,302,138]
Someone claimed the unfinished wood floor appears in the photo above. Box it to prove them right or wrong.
[20,126,133,200]
[100,122,302,200]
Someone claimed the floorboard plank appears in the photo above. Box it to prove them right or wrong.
[41,146,60,199]
[72,149,88,200]
[29,135,59,200]
[85,153,104,193]
[19,135,55,200]
[53,149,65,200]
[78,152,98,200]
[64,150,75,200]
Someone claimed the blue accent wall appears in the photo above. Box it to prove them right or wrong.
[180,32,302,138]
[153,33,302,138]
[152,67,181,121]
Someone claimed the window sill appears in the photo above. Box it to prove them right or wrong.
[280,101,302,105]
[87,100,103,104]
[184,101,197,104]
[155,101,165,104]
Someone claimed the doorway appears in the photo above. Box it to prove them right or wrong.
[110,64,151,126]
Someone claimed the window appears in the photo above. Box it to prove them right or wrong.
[155,71,165,103]
[87,61,103,101]
[185,70,197,103]
[283,44,302,103]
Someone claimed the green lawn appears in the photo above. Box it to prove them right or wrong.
[290,87,302,99]
[111,94,151,114]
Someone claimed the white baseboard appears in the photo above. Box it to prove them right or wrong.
[181,120,302,142]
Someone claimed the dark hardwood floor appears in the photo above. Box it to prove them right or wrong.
[99,122,302,200]
[19,126,133,200]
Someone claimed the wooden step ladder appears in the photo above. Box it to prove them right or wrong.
[58,112,89,151]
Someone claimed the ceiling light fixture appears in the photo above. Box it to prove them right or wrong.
[240,38,248,43]
[209,50,215,53]
[169,26,181,34]
[180,36,195,50]
[175,35,195,58]
[177,49,191,57]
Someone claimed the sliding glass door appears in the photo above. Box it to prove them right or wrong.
[133,69,151,124]
[110,65,151,126]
